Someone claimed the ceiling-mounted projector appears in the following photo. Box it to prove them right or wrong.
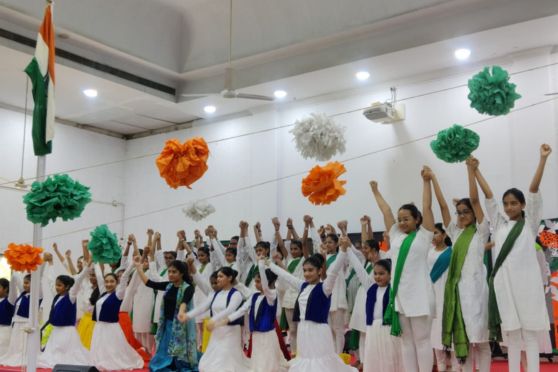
[363,87,405,124]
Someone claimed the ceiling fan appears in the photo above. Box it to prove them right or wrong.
[181,0,275,102]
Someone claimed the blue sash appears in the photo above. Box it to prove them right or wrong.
[430,247,452,282]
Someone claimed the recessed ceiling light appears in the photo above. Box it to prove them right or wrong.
[83,89,98,98]
[454,48,471,61]
[355,71,370,81]
[274,90,287,99]
[203,105,216,114]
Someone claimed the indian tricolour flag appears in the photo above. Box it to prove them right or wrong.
[25,3,55,156]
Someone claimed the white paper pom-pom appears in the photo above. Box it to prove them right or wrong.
[290,113,346,161]
[182,200,216,221]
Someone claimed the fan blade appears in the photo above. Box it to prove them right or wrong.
[545,93,558,96]
[180,93,218,98]
[233,92,275,101]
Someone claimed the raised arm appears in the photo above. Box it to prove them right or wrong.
[268,261,304,291]
[360,216,370,241]
[115,263,134,300]
[465,157,485,224]
[273,218,288,260]
[473,160,494,200]
[65,250,78,276]
[347,246,373,288]
[529,144,552,193]
[52,243,71,274]
[81,239,91,263]
[70,263,91,303]
[258,259,276,305]
[94,263,106,294]
[322,245,347,296]
[370,181,396,231]
[429,169,452,227]
[421,167,435,232]
[288,218,300,241]
[253,222,263,243]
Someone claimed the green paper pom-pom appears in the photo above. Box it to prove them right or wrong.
[430,124,480,163]
[23,174,92,226]
[467,65,521,116]
[88,224,122,264]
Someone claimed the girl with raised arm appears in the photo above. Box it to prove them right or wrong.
[268,235,357,372]
[429,161,491,372]
[369,169,435,372]
[134,257,198,372]
[475,144,552,372]
[89,262,143,370]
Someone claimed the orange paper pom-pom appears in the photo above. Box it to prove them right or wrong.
[156,137,210,189]
[4,243,44,272]
[539,230,558,248]
[301,161,347,205]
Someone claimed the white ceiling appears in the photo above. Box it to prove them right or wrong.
[1,0,558,137]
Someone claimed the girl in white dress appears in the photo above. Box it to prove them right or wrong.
[427,223,456,371]
[475,144,552,372]
[89,263,144,370]
[0,264,45,367]
[369,169,436,372]
[38,272,91,367]
[192,245,214,349]
[0,277,16,356]
[220,259,289,372]
[268,239,357,372]
[181,266,250,372]
[348,252,403,372]
[431,162,491,372]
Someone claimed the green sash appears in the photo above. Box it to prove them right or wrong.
[383,230,417,336]
[245,264,257,287]
[287,258,302,273]
[199,263,207,274]
[488,219,525,342]
[442,224,476,359]
[326,253,338,269]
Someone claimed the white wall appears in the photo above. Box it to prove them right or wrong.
[122,48,558,242]
[0,107,126,269]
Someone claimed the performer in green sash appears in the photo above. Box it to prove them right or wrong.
[371,166,436,372]
[431,162,491,372]
[474,144,552,372]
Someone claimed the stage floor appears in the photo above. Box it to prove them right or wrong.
[0,360,556,372]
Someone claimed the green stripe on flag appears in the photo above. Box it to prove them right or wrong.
[25,57,52,156]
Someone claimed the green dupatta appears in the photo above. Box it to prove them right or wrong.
[156,282,198,367]
[488,219,525,342]
[442,224,476,360]
[383,230,417,336]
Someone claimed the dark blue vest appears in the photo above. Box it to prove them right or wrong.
[248,293,277,332]
[293,282,331,324]
[365,284,390,326]
[0,298,15,326]
[92,292,121,323]
[210,288,243,326]
[49,294,77,327]
[15,292,30,318]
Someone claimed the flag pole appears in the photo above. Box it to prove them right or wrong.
[26,156,45,372]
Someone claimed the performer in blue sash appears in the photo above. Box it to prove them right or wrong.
[0,278,15,356]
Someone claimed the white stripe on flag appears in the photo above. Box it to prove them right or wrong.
[34,33,49,77]
[46,80,55,142]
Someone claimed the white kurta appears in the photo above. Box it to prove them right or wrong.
[485,193,549,332]
[326,253,348,312]
[348,261,373,332]
[446,220,490,343]
[127,271,156,333]
[193,261,214,323]
[427,246,450,350]
[389,225,435,317]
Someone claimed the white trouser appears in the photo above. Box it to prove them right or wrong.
[460,342,491,372]
[285,308,298,353]
[134,332,154,354]
[399,315,433,372]
[507,329,540,372]
[434,349,460,371]
[328,309,346,354]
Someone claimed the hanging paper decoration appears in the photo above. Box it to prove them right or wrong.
[301,161,347,205]
[182,200,216,222]
[88,224,122,264]
[467,66,521,116]
[23,174,92,226]
[290,113,346,161]
[4,243,44,272]
[430,124,480,163]
[156,137,209,189]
